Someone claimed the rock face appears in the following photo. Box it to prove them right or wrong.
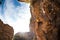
[0,20,14,40]
[18,0,60,40]
[30,0,60,40]
[13,32,35,40]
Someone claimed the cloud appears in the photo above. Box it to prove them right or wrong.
[0,0,31,34]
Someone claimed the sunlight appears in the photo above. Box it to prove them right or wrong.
[0,0,31,34]
[5,3,31,34]
[7,18,31,34]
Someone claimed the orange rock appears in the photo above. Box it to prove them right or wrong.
[30,0,60,40]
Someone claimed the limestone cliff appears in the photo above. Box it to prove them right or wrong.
[0,19,14,40]
[18,0,60,40]
[30,0,60,40]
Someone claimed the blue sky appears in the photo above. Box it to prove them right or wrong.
[0,0,31,34]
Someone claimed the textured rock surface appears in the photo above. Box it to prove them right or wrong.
[0,19,14,40]
[30,0,60,40]
[13,32,35,40]
[18,0,60,40]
